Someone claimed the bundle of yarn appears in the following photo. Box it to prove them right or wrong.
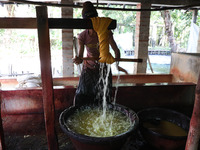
[91,17,115,64]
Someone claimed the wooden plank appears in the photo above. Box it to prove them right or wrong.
[0,82,196,135]
[36,6,58,150]
[112,74,173,83]
[0,74,173,89]
[0,18,116,29]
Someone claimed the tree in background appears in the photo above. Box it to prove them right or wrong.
[101,6,136,33]
[100,5,136,49]
[161,10,178,52]
[102,7,194,52]
[4,5,15,50]
[161,9,193,52]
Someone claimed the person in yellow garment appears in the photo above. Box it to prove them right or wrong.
[73,1,127,106]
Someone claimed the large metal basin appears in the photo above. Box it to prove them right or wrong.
[137,107,190,150]
[59,103,139,150]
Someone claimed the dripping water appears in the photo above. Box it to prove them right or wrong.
[113,62,121,104]
[110,62,121,134]
[96,63,111,125]
[96,62,121,134]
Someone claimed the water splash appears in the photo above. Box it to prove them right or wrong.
[110,64,121,133]
[113,64,121,104]
[96,62,121,133]
[96,63,112,122]
[67,106,132,137]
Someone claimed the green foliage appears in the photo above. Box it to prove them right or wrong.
[196,14,200,26]
[74,6,193,50]
[100,5,137,33]
[50,29,62,51]
[150,11,164,25]
[0,29,5,45]
[170,10,193,48]
[0,5,197,57]
[0,29,5,35]
[171,10,191,34]
[150,10,193,49]
[73,8,82,18]
[73,8,85,37]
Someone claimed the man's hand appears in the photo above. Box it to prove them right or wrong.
[117,66,128,75]
[73,56,83,65]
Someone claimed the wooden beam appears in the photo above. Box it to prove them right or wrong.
[36,6,58,150]
[48,18,116,29]
[75,0,200,6]
[0,18,36,29]
[5,0,200,9]
[0,18,116,29]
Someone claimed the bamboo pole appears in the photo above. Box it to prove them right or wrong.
[36,6,58,150]
[115,58,143,62]
[80,57,143,62]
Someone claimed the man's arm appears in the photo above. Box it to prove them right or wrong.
[108,31,120,60]
[73,39,84,65]
[108,31,128,74]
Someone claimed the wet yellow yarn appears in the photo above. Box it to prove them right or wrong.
[91,17,115,64]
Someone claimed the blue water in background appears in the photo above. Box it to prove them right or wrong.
[112,54,171,75]
[147,55,171,74]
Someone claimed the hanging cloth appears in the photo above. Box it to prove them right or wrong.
[91,17,115,64]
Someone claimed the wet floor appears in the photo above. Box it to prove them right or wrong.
[4,131,156,150]
[5,133,73,150]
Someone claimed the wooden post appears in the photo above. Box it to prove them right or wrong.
[185,73,200,150]
[61,0,74,77]
[192,9,198,24]
[134,2,151,74]
[0,89,6,150]
[36,6,58,150]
